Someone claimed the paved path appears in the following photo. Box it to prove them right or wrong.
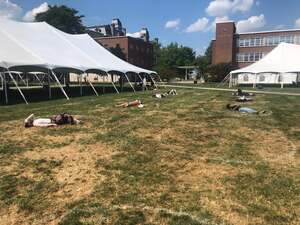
[159,84,300,96]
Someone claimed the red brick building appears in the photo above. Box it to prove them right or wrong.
[86,19,154,70]
[94,36,154,70]
[212,22,300,69]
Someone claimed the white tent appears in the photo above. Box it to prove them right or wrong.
[230,43,300,87]
[0,19,157,104]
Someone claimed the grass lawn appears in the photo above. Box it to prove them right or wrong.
[0,88,299,225]
[167,82,300,94]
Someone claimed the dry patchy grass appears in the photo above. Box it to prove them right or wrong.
[0,88,299,225]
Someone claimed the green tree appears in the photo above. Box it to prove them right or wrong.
[35,5,85,34]
[152,38,161,67]
[194,55,209,74]
[153,42,195,79]
[205,41,213,64]
[206,63,233,82]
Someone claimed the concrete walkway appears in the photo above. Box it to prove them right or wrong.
[159,84,300,96]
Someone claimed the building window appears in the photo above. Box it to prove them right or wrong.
[237,52,265,62]
[259,74,265,82]
[255,53,260,61]
[244,53,249,62]
[243,75,249,82]
[255,37,261,46]
[239,39,245,47]
[273,36,279,45]
[244,39,250,47]
[238,34,300,48]
[249,53,254,62]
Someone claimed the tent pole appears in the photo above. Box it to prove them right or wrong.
[185,68,188,80]
[103,74,105,94]
[253,73,257,88]
[157,74,166,88]
[137,74,148,90]
[0,72,3,90]
[51,70,69,100]
[3,73,8,104]
[229,73,232,88]
[280,73,284,89]
[17,73,27,86]
[109,73,119,94]
[124,73,135,92]
[149,74,158,89]
[26,73,28,87]
[6,68,28,104]
[0,72,8,104]
[87,73,99,96]
[79,74,83,96]
[33,73,43,86]
[47,70,52,99]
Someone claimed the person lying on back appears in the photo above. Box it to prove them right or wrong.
[116,100,144,108]
[24,113,80,128]
[233,89,254,97]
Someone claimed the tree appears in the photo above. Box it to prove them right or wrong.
[152,38,161,66]
[35,5,85,34]
[206,63,233,82]
[205,41,213,64]
[153,42,196,79]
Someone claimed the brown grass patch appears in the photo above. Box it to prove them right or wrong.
[0,142,115,225]
[21,142,112,202]
[249,129,299,167]
[175,157,258,225]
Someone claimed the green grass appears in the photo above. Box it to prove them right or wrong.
[167,82,300,93]
[0,87,299,225]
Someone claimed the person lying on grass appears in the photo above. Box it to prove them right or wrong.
[236,96,253,102]
[116,100,144,108]
[226,104,270,114]
[232,88,255,97]
[24,113,80,128]
[152,89,177,99]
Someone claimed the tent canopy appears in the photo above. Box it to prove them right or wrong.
[231,43,300,75]
[0,19,156,75]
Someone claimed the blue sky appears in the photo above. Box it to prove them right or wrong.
[3,0,300,55]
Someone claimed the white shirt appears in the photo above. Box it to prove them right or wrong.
[33,118,55,127]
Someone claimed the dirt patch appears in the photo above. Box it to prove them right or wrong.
[22,143,112,202]
[3,142,115,225]
[175,157,257,225]
[248,129,299,167]
[134,127,185,144]
[0,205,30,225]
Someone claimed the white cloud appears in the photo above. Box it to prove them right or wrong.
[185,17,209,33]
[0,0,22,20]
[23,2,49,22]
[236,14,266,32]
[165,18,180,29]
[233,0,254,12]
[206,0,254,17]
[295,18,300,29]
[208,16,230,31]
